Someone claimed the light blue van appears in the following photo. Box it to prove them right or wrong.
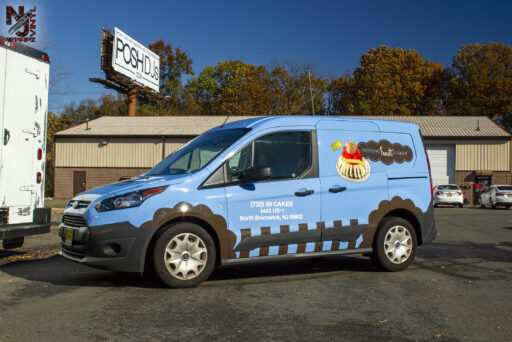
[60,116,436,288]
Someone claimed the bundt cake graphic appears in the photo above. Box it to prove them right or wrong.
[331,139,371,182]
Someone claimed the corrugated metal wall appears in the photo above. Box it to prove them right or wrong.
[56,137,511,171]
[55,137,190,168]
[425,139,510,171]
[164,138,190,157]
[456,140,510,171]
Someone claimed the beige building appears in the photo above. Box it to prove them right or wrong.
[54,116,511,204]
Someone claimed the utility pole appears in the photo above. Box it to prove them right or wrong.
[308,71,315,115]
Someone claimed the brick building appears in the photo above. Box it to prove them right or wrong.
[53,115,511,203]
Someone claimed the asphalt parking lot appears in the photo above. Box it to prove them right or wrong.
[0,207,511,341]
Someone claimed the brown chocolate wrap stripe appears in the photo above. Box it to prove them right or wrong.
[297,223,309,253]
[140,202,236,260]
[278,225,290,255]
[239,228,251,258]
[331,220,342,250]
[361,196,422,248]
[315,222,324,252]
[348,219,358,249]
[259,226,271,256]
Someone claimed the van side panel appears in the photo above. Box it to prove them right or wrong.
[385,130,430,213]
[384,129,436,244]
[316,123,389,250]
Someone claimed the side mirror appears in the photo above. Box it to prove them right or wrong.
[238,166,271,183]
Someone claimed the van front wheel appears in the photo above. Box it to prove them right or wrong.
[153,222,216,288]
[371,217,417,272]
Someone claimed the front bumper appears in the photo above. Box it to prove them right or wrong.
[59,219,158,273]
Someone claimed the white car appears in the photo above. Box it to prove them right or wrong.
[433,185,464,207]
[480,185,512,209]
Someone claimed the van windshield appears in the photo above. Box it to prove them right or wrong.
[147,128,250,175]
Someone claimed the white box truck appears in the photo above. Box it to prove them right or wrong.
[0,36,51,249]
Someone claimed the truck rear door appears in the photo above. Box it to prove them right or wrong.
[0,47,43,224]
[0,46,5,194]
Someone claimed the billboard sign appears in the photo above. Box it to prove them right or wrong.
[111,27,160,92]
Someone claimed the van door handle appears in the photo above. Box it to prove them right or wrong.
[295,189,314,197]
[329,186,347,193]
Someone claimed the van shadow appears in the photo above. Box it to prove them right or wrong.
[0,255,152,288]
[1,240,511,288]
[0,254,378,289]
[209,256,375,282]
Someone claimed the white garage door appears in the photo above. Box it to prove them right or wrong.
[426,146,455,186]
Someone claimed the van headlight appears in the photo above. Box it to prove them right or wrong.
[94,186,168,212]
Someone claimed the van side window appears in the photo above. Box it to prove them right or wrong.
[228,131,311,182]
[228,144,253,182]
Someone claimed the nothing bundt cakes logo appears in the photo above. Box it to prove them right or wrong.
[357,140,413,165]
[331,139,371,182]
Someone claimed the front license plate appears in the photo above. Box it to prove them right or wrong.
[64,229,74,245]
[447,193,452,197]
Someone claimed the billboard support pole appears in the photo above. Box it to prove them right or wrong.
[90,28,166,114]
[128,88,137,116]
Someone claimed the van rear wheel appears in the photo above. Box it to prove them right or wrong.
[153,222,216,288]
[371,217,417,272]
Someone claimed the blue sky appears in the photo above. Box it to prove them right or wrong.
[2,0,511,113]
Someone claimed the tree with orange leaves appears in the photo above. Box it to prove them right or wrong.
[147,40,194,109]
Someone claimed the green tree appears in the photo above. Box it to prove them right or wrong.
[96,94,128,116]
[59,94,128,124]
[349,45,445,115]
[447,43,512,127]
[186,60,271,115]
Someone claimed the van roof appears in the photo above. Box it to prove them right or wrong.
[218,115,419,134]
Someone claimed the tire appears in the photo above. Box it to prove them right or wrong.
[433,204,438,208]
[459,203,463,208]
[2,237,24,249]
[492,202,496,209]
[371,217,417,272]
[153,222,216,288]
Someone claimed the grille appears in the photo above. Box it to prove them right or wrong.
[67,200,91,209]
[62,245,85,259]
[62,214,87,227]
